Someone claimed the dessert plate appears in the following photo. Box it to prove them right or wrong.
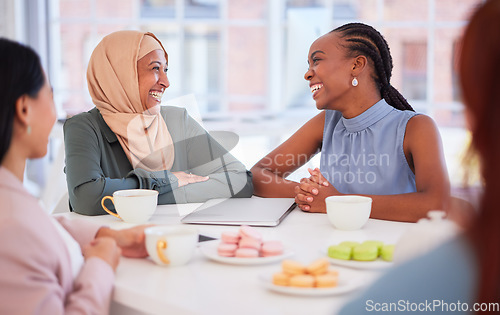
[199,240,293,265]
[258,269,364,296]
[326,255,393,270]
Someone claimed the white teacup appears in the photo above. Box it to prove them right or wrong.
[101,189,158,224]
[145,225,199,266]
[325,195,372,230]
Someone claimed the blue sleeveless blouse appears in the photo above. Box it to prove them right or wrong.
[320,99,418,195]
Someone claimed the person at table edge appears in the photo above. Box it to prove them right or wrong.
[251,23,450,222]
[64,30,253,216]
[340,1,500,312]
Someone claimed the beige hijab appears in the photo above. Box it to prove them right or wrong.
[87,30,174,171]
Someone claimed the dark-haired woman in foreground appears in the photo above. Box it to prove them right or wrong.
[0,38,148,314]
[251,23,449,222]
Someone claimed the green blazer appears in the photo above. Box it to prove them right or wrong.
[63,106,253,215]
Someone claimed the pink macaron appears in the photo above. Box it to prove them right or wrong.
[217,243,238,257]
[238,236,262,251]
[261,240,284,257]
[239,225,262,242]
[235,247,259,258]
[221,231,240,244]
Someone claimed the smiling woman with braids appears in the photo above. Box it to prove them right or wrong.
[338,1,500,311]
[251,23,449,222]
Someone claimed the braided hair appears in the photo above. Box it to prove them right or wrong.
[331,23,414,111]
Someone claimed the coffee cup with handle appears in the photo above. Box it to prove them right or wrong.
[101,189,158,224]
[145,225,199,266]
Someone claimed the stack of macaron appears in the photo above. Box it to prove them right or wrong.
[328,240,394,262]
[217,225,284,258]
[272,258,338,288]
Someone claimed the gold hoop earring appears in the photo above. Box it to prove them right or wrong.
[352,77,358,87]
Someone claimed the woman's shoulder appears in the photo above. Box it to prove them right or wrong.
[67,107,100,119]
[64,108,100,127]
[0,190,56,242]
[406,112,435,124]
[405,113,438,135]
[0,170,43,220]
[160,105,188,118]
[160,106,201,132]
[381,106,435,133]
[63,108,105,136]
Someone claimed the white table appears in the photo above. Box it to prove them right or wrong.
[58,203,413,315]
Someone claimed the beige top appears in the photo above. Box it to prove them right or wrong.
[87,30,174,171]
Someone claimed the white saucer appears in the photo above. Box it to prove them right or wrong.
[199,240,293,265]
[258,269,364,296]
[326,256,393,270]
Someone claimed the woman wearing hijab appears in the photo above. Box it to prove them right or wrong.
[0,37,149,314]
[64,30,253,215]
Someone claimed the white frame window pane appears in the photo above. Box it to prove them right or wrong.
[141,0,176,18]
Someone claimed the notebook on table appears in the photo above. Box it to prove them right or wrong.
[180,198,296,227]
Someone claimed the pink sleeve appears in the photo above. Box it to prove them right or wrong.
[64,257,115,315]
[0,218,114,315]
[53,215,103,247]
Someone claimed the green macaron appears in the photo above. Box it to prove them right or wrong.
[328,245,352,260]
[352,244,378,261]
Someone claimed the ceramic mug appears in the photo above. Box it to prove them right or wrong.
[145,225,199,266]
[325,195,372,230]
[101,189,158,224]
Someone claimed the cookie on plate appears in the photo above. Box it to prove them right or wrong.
[272,272,290,286]
[328,245,352,260]
[306,258,329,275]
[352,244,378,261]
[289,275,315,288]
[381,244,395,262]
[282,259,306,275]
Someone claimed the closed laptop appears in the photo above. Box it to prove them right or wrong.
[181,198,296,227]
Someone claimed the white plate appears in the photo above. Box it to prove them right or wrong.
[326,256,393,270]
[199,240,293,265]
[258,269,364,296]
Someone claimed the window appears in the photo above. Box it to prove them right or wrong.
[25,0,479,188]
[46,0,481,123]
[402,42,427,101]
